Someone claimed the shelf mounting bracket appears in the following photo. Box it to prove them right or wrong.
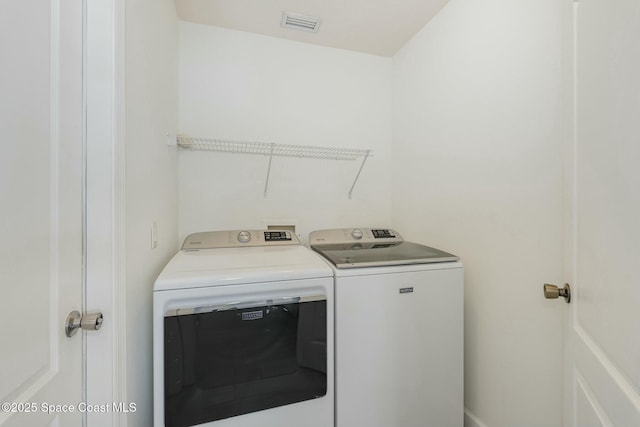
[264,143,275,198]
[348,149,371,199]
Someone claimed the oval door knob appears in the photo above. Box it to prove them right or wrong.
[543,283,571,303]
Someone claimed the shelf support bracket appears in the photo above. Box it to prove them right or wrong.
[264,143,275,198]
[348,150,371,199]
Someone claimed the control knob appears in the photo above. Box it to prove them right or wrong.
[237,231,251,243]
[351,229,363,240]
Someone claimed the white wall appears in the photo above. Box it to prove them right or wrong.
[125,0,179,425]
[127,5,567,425]
[178,23,393,242]
[392,1,565,426]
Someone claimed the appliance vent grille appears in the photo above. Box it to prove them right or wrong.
[281,11,321,33]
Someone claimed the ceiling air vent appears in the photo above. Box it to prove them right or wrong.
[281,11,321,33]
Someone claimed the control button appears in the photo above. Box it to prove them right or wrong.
[237,231,251,243]
[351,229,363,240]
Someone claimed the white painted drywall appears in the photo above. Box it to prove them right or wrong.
[125,0,179,425]
[178,23,393,243]
[133,4,567,425]
[392,1,564,426]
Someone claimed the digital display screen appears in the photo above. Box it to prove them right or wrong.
[264,231,291,241]
[371,229,396,239]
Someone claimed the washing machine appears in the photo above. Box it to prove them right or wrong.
[309,228,463,427]
[153,230,334,427]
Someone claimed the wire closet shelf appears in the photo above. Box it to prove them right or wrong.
[177,136,368,160]
[170,135,372,198]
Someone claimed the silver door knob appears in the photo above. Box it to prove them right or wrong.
[65,311,104,337]
[543,283,571,303]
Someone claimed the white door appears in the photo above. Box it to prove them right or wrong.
[564,0,640,425]
[0,0,85,426]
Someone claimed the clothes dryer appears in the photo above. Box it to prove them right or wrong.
[154,230,333,427]
[310,228,463,427]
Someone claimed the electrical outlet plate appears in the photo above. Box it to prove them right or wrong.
[151,221,158,249]
[267,224,296,233]
[262,219,297,233]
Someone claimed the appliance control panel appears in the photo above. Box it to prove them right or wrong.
[309,228,404,245]
[182,230,299,250]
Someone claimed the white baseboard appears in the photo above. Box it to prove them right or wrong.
[464,407,489,427]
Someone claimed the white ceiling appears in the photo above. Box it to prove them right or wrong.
[175,0,451,57]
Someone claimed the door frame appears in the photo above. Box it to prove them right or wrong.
[561,1,576,426]
[84,0,127,425]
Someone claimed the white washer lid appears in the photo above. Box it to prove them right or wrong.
[154,245,333,291]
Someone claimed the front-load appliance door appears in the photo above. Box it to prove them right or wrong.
[335,266,463,427]
[153,278,333,427]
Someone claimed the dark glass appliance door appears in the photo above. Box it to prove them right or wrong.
[163,296,327,427]
[312,241,458,268]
